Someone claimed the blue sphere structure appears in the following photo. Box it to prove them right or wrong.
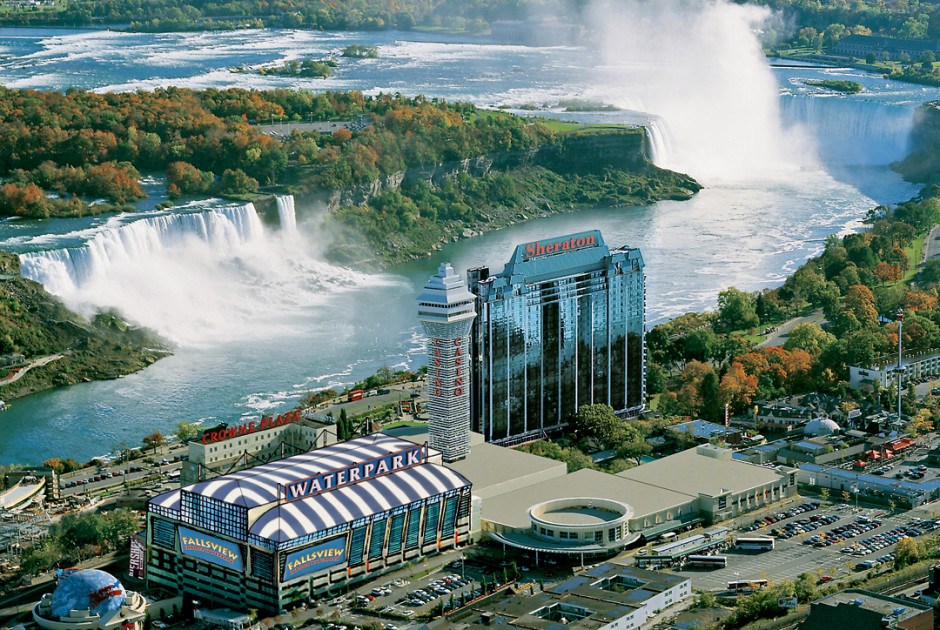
[50,570,127,618]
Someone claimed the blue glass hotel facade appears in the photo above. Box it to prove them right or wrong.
[467,230,645,444]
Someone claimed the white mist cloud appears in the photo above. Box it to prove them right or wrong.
[584,0,813,181]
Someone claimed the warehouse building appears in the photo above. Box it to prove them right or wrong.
[146,433,472,613]
[441,562,691,630]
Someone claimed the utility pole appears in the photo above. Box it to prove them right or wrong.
[898,308,904,422]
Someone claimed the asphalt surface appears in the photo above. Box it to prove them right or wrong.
[922,224,940,264]
[758,309,826,348]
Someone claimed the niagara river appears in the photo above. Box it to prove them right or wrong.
[0,8,933,463]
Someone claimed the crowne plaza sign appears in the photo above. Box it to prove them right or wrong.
[283,444,425,502]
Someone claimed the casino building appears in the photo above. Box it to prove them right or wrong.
[145,434,472,614]
[467,230,646,444]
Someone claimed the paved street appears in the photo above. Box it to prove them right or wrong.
[922,224,940,264]
[759,309,825,348]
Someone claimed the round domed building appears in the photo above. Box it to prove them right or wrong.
[33,569,147,630]
[804,417,841,437]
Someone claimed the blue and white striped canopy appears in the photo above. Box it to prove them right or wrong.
[250,463,469,542]
[184,434,431,508]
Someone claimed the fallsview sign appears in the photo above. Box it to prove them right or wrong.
[283,444,425,502]
[201,409,300,444]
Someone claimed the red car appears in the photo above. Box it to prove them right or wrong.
[819,575,832,582]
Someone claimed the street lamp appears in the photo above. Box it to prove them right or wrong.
[897,308,904,422]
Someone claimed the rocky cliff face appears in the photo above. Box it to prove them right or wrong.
[897,101,940,183]
[302,128,654,210]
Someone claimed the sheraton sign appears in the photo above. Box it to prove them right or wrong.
[523,232,598,259]
[202,409,300,444]
[283,444,425,502]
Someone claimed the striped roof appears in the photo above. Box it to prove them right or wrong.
[149,489,181,514]
[250,463,469,542]
[184,433,432,509]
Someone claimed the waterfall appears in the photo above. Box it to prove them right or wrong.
[780,94,915,166]
[276,195,298,236]
[20,203,265,295]
[645,118,674,169]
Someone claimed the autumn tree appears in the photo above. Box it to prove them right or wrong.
[908,408,934,436]
[843,285,879,329]
[142,431,164,454]
[167,161,214,198]
[719,361,758,413]
[43,458,63,472]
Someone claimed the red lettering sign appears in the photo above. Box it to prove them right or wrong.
[523,234,597,259]
[201,409,300,445]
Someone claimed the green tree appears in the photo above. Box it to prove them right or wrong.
[175,421,200,443]
[716,287,759,333]
[570,404,625,448]
[783,323,835,356]
[895,536,922,569]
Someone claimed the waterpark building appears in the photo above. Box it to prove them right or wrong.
[146,433,472,613]
[467,230,646,445]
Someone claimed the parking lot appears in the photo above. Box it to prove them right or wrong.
[674,500,940,591]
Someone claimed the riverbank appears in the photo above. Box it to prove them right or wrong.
[311,127,701,268]
[0,251,169,402]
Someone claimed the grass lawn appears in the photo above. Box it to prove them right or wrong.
[901,232,926,284]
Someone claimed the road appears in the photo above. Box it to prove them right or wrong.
[0,354,63,387]
[758,309,826,348]
[922,224,940,265]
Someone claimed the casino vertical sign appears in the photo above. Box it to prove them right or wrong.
[430,336,467,398]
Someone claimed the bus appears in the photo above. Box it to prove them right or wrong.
[734,537,775,552]
[347,389,365,402]
[686,555,727,569]
[727,579,768,592]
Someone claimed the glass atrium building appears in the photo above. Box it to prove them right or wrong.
[466,230,645,444]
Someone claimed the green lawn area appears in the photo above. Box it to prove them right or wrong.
[902,231,926,284]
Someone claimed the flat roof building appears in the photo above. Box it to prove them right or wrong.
[467,230,645,445]
[440,563,690,630]
[802,589,932,630]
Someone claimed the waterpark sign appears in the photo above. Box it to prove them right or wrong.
[522,231,600,260]
[201,410,300,444]
[282,537,347,580]
[178,526,244,572]
[284,444,425,502]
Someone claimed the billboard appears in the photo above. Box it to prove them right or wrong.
[284,444,424,502]
[178,526,244,572]
[282,537,347,581]
[129,534,146,579]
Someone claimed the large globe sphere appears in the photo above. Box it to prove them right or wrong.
[50,570,127,618]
